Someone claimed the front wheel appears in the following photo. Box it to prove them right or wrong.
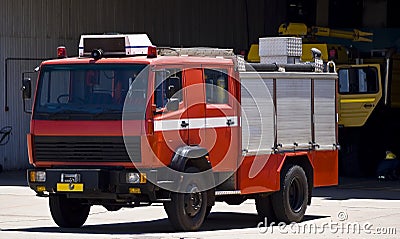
[271,165,308,223]
[49,194,90,228]
[255,194,276,222]
[164,167,208,231]
[205,205,212,218]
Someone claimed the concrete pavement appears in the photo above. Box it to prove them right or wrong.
[0,171,399,239]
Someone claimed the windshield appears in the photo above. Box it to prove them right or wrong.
[33,64,148,120]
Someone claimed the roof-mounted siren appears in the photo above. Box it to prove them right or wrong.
[78,34,153,58]
[57,46,67,58]
[311,48,323,72]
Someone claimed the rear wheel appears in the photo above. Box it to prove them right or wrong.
[271,165,308,223]
[164,167,208,231]
[49,194,90,228]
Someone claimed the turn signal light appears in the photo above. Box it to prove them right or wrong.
[146,118,154,135]
[29,171,46,182]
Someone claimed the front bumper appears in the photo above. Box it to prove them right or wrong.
[27,168,162,202]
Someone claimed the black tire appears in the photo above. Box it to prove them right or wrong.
[103,205,123,211]
[164,167,208,231]
[49,195,90,228]
[255,195,276,222]
[205,205,212,218]
[271,165,308,223]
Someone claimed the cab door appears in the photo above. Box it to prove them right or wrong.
[203,67,240,173]
[182,68,206,146]
[151,66,188,166]
[338,64,382,127]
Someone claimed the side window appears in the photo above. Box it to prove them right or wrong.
[154,69,183,108]
[205,69,228,104]
[338,67,379,94]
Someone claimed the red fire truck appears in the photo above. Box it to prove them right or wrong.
[23,34,338,231]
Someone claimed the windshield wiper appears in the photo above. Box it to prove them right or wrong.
[34,111,69,120]
[47,109,95,120]
[36,108,122,120]
[48,110,79,119]
[93,109,122,119]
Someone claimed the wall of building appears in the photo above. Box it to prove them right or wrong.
[0,0,287,170]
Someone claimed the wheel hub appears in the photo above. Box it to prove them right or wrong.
[184,184,203,217]
[289,177,304,213]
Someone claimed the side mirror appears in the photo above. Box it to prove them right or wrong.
[22,78,32,99]
[166,98,179,112]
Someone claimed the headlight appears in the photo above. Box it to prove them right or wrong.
[126,173,140,184]
[29,171,46,183]
[126,172,146,184]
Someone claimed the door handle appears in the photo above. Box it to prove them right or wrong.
[181,121,189,128]
[363,103,374,108]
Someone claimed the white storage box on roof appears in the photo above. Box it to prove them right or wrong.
[260,55,302,64]
[259,37,302,64]
[259,37,302,56]
[78,34,153,57]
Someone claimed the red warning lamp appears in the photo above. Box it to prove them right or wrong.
[57,46,67,58]
[147,46,157,58]
[329,48,337,61]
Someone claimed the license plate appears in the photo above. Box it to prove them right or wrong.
[57,183,84,192]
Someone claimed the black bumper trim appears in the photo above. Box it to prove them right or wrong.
[27,168,160,202]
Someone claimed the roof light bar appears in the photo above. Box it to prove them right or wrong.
[78,34,153,57]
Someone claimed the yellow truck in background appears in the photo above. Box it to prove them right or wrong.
[337,51,400,177]
[249,23,400,177]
